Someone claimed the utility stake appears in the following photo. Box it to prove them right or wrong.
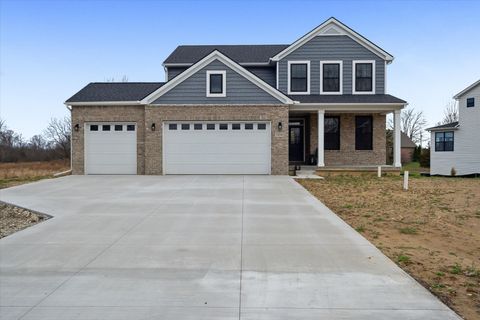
[377,166,382,178]
[403,171,409,190]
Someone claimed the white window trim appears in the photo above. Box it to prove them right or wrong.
[206,70,226,97]
[287,60,310,95]
[320,61,343,95]
[352,60,376,95]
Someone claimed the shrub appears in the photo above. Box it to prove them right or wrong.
[419,149,430,168]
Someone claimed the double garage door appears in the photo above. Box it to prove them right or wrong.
[84,121,271,175]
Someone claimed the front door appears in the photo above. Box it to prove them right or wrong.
[289,120,304,162]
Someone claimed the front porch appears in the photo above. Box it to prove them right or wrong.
[288,105,403,170]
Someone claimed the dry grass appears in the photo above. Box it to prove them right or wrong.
[298,175,480,320]
[0,160,70,189]
[0,202,48,238]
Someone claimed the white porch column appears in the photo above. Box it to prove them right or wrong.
[393,109,402,168]
[317,109,325,167]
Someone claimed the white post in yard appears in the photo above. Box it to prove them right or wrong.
[393,109,402,168]
[317,109,325,167]
[377,166,382,178]
[403,171,409,190]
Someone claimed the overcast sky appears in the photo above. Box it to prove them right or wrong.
[1,0,479,139]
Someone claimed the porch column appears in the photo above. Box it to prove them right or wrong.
[317,109,325,167]
[393,109,402,168]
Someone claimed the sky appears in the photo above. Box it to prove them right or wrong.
[1,0,479,139]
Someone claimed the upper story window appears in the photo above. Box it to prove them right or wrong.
[466,97,475,108]
[288,61,310,94]
[435,131,454,152]
[355,116,373,150]
[206,70,226,97]
[320,61,343,94]
[353,60,375,94]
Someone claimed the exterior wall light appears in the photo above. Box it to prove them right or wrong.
[277,122,283,131]
[74,124,80,132]
[151,123,156,131]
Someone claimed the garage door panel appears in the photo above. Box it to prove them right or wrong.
[164,122,270,175]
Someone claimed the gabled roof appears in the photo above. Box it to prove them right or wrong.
[401,132,417,148]
[143,50,294,105]
[65,82,165,105]
[271,17,394,62]
[163,45,288,66]
[453,79,480,99]
[426,121,460,131]
[290,94,406,105]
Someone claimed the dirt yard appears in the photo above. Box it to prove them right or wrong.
[0,202,48,238]
[0,160,70,189]
[298,175,480,320]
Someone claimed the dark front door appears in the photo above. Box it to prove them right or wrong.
[289,120,304,162]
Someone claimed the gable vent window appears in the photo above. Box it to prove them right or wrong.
[321,61,342,94]
[353,61,375,94]
[206,71,226,97]
[288,61,310,94]
[467,98,475,108]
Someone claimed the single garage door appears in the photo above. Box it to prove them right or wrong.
[163,122,271,174]
[85,123,137,174]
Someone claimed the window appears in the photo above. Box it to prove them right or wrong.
[467,98,475,108]
[245,123,253,130]
[288,61,310,94]
[206,71,226,97]
[102,125,111,131]
[168,124,177,130]
[90,125,98,131]
[324,117,340,150]
[127,125,135,131]
[114,125,123,131]
[355,116,373,150]
[181,124,190,130]
[321,62,342,94]
[194,123,203,130]
[232,123,241,130]
[353,61,375,94]
[219,123,228,130]
[207,124,215,130]
[257,123,267,130]
[435,131,454,151]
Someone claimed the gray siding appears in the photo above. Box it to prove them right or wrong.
[155,60,282,104]
[167,65,276,86]
[278,35,385,95]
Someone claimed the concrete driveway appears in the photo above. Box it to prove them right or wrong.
[0,176,459,319]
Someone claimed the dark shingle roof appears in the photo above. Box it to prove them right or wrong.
[427,121,459,131]
[401,132,417,148]
[66,82,165,103]
[163,45,289,65]
[289,94,407,104]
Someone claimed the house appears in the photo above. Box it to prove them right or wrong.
[65,17,407,175]
[427,80,480,176]
[401,132,417,163]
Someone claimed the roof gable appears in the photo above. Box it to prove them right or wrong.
[143,50,293,105]
[271,17,394,62]
[453,79,480,99]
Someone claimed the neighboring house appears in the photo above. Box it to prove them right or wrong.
[66,17,407,175]
[427,80,480,176]
[401,132,417,163]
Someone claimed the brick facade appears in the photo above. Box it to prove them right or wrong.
[309,113,387,166]
[71,105,289,175]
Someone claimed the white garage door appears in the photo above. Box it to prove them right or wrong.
[163,122,271,174]
[85,123,137,174]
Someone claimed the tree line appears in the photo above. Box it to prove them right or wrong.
[0,117,71,162]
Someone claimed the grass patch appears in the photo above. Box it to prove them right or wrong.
[399,227,418,235]
[397,254,411,264]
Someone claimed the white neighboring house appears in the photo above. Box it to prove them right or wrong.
[427,79,480,176]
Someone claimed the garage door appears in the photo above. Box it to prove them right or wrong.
[85,123,137,174]
[163,122,271,174]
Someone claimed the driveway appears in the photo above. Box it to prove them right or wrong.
[0,176,459,319]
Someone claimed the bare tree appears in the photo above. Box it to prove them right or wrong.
[43,117,71,159]
[439,101,459,125]
[388,107,426,144]
[105,75,128,82]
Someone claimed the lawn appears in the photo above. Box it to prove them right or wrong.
[0,160,70,189]
[298,175,480,320]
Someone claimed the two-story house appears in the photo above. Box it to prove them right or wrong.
[427,79,480,176]
[66,17,407,175]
